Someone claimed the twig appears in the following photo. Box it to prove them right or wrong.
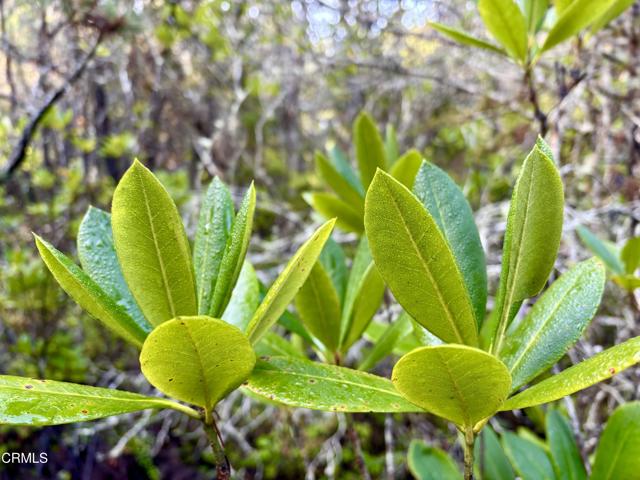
[0,31,103,181]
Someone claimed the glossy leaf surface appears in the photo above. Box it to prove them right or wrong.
[78,206,151,334]
[413,161,487,325]
[0,376,194,426]
[500,258,605,390]
[193,177,234,315]
[246,219,336,344]
[140,316,255,409]
[112,161,197,325]
[502,336,640,410]
[365,170,478,345]
[35,236,147,346]
[209,184,256,317]
[222,261,260,331]
[245,356,420,412]
[392,345,511,427]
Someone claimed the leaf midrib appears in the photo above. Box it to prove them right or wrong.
[384,180,465,344]
[435,349,471,426]
[0,384,161,405]
[183,323,212,409]
[136,168,177,318]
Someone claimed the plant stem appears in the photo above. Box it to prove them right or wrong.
[525,67,549,137]
[463,428,475,480]
[203,410,230,480]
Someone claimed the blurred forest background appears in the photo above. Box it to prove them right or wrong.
[1,0,639,479]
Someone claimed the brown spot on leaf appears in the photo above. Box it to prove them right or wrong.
[24,384,33,389]
[609,367,616,374]
[81,410,88,414]
[308,379,317,384]
[169,378,174,382]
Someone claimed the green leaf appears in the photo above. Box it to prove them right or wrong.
[590,0,635,33]
[209,184,256,317]
[193,177,234,315]
[502,431,556,480]
[542,0,617,52]
[389,149,423,189]
[244,356,420,412]
[612,274,640,291]
[358,312,413,371]
[429,22,507,55]
[523,0,549,33]
[254,332,306,359]
[474,427,514,480]
[35,236,147,347]
[554,0,574,13]
[413,161,488,326]
[112,161,197,326]
[576,226,624,274]
[500,258,605,390]
[0,375,197,426]
[478,0,529,62]
[222,261,260,331]
[392,345,511,427]
[315,151,364,210]
[140,316,255,409]
[486,140,564,349]
[329,145,365,196]
[591,402,640,480]
[408,440,462,480]
[340,236,381,349]
[502,336,640,410]
[384,124,400,167]
[319,237,348,302]
[354,112,387,189]
[77,206,151,334]
[364,170,478,346]
[306,192,364,233]
[546,410,587,480]
[246,219,336,344]
[295,262,342,352]
[621,237,640,274]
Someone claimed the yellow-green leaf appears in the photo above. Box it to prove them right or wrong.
[245,356,420,412]
[622,237,640,274]
[500,258,605,390]
[478,0,529,62]
[306,192,363,234]
[389,149,423,189]
[140,316,255,409]
[392,345,511,427]
[429,21,507,55]
[35,236,147,347]
[502,336,640,410]
[112,161,197,326]
[295,262,342,352]
[315,151,364,210]
[354,112,387,189]
[246,219,336,344]
[364,170,478,346]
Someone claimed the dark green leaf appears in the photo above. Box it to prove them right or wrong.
[315,151,364,210]
[591,402,640,479]
[413,161,487,326]
[474,427,514,480]
[546,410,587,480]
[77,206,151,334]
[193,177,234,315]
[358,312,413,371]
[502,431,555,480]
